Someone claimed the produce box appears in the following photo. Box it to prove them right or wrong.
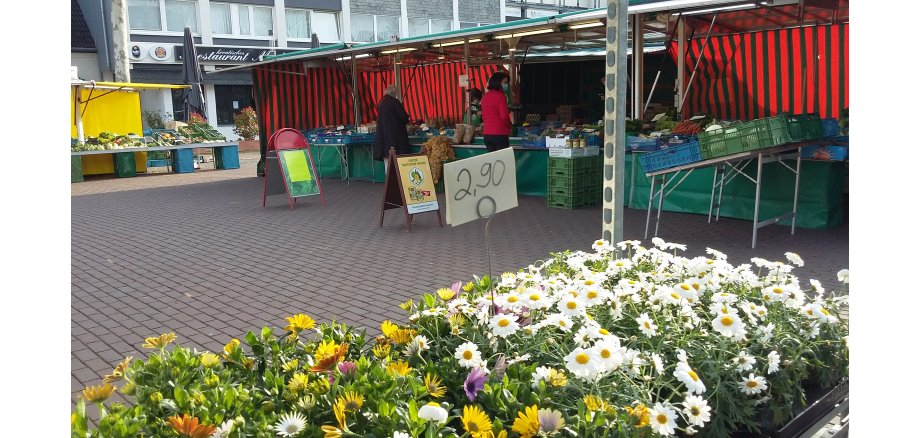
[802,145,848,161]
[545,137,569,148]
[549,147,584,158]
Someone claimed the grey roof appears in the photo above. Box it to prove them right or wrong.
[71,0,96,52]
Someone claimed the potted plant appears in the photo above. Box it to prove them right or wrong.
[233,107,260,151]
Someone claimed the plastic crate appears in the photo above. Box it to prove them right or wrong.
[785,114,810,142]
[627,136,659,152]
[547,173,602,192]
[547,155,602,176]
[640,141,702,173]
[547,191,601,210]
[215,145,240,169]
[698,129,729,159]
[585,134,601,146]
[521,136,546,148]
[737,119,773,151]
[72,155,84,183]
[172,148,195,173]
[821,119,840,137]
[803,114,824,140]
[765,115,792,146]
[113,152,137,178]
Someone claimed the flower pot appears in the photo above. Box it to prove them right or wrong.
[733,379,848,438]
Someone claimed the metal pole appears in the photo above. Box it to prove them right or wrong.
[676,19,685,111]
[74,86,85,143]
[655,175,665,236]
[632,14,643,120]
[465,40,471,125]
[602,0,629,245]
[752,153,764,248]
[708,165,718,223]
[645,174,656,239]
[679,14,718,115]
[352,54,360,126]
[791,148,802,234]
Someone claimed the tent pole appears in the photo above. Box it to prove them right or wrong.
[352,54,360,125]
[679,13,718,116]
[464,40,471,125]
[632,14,644,120]
[75,86,85,143]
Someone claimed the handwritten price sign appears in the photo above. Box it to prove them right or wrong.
[444,148,518,226]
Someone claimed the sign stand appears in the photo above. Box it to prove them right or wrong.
[262,129,326,210]
[379,148,443,232]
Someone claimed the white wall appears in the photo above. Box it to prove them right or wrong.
[71,53,102,81]
[139,89,174,130]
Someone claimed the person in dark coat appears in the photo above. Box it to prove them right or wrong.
[373,84,411,174]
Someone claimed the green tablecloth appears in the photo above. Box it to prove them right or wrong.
[312,142,844,230]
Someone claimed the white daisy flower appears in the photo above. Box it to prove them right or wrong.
[712,313,745,338]
[531,365,553,388]
[507,353,531,365]
[582,286,608,307]
[809,279,825,296]
[606,258,634,276]
[210,420,233,438]
[710,303,740,317]
[735,351,756,372]
[541,313,574,332]
[592,339,624,372]
[564,347,600,380]
[758,322,776,343]
[624,348,646,377]
[837,269,849,284]
[592,239,614,253]
[682,395,712,427]
[393,432,410,438]
[676,349,688,363]
[418,402,448,423]
[651,353,664,375]
[803,303,837,324]
[523,288,551,310]
[739,373,768,395]
[489,313,520,338]
[557,295,587,317]
[573,327,593,348]
[616,240,642,251]
[665,242,687,251]
[651,237,668,249]
[273,412,307,437]
[673,283,699,302]
[685,426,698,436]
[421,307,446,317]
[499,272,518,287]
[454,342,482,368]
[674,362,706,394]
[753,305,768,320]
[711,292,738,304]
[706,247,727,260]
[636,313,658,337]
[658,288,684,306]
[648,402,678,436]
[495,292,524,311]
[751,257,772,268]
[763,285,790,303]
[784,252,804,267]
[410,335,431,353]
[767,351,780,374]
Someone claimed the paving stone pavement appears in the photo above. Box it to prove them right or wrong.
[71,152,849,410]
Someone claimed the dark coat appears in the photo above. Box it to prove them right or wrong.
[373,95,411,161]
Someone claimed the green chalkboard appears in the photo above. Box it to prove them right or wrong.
[278,149,320,198]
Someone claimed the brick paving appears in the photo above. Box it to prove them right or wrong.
[71,152,849,407]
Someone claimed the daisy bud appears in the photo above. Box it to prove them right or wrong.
[149,391,163,403]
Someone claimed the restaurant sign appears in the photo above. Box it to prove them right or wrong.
[175,46,301,63]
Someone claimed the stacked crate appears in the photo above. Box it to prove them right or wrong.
[546,155,603,209]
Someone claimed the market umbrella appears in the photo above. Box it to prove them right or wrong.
[181,26,206,122]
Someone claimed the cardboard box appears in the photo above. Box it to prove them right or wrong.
[545,136,569,148]
[548,147,584,158]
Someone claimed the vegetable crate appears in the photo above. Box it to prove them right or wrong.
[546,188,602,210]
[627,136,659,152]
[698,127,744,159]
[640,141,702,173]
[821,119,840,137]
[804,114,825,140]
[765,115,793,146]
[547,155,602,177]
[521,136,546,148]
[785,114,823,142]
[736,119,774,151]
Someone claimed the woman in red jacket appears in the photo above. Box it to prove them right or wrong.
[480,72,512,152]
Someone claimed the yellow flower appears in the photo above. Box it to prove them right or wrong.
[449,314,467,327]
[333,400,347,429]
[103,356,134,384]
[199,352,220,368]
[625,403,651,428]
[81,383,115,403]
[223,338,241,358]
[288,373,309,393]
[338,391,364,413]
[389,329,416,345]
[399,300,415,311]
[386,360,412,377]
[315,340,340,361]
[242,357,255,370]
[381,320,399,338]
[321,425,343,438]
[285,314,316,333]
[584,395,608,412]
[462,282,475,292]
[308,376,331,395]
[282,359,300,373]
[424,373,446,398]
[373,343,392,359]
[142,333,176,349]
[511,405,540,438]
[461,404,492,438]
[436,288,456,301]
[548,369,568,387]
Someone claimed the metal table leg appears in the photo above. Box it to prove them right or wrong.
[791,147,802,235]
[644,174,656,239]
[655,174,665,237]
[751,152,764,249]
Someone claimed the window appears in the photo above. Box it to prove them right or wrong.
[215,85,254,126]
[252,6,274,36]
[285,9,340,41]
[408,18,452,37]
[166,0,198,32]
[286,8,310,39]
[460,22,495,29]
[211,3,232,35]
[127,0,161,30]
[504,6,523,19]
[351,14,401,42]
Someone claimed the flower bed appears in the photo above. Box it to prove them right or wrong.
[72,239,848,438]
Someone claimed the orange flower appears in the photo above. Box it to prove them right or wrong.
[310,343,349,372]
[168,414,217,438]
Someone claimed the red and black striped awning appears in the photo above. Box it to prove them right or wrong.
[252,60,504,141]
[669,23,848,120]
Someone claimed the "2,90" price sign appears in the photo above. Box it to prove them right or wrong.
[443,148,518,226]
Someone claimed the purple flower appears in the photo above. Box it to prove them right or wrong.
[492,355,508,381]
[338,361,357,378]
[464,367,489,402]
[452,281,463,294]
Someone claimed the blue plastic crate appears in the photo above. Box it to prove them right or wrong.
[172,148,195,173]
[585,134,601,146]
[627,136,659,152]
[215,145,240,169]
[521,136,546,148]
[821,119,840,137]
[640,141,702,173]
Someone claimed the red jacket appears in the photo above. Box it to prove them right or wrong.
[480,89,512,136]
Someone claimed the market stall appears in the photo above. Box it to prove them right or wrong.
[211,0,847,231]
[70,81,240,181]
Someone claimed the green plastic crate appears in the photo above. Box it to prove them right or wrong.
[547,173,602,192]
[547,155,602,176]
[803,114,824,140]
[786,114,810,142]
[547,191,600,209]
[71,155,84,183]
[737,119,773,151]
[765,115,792,146]
[113,152,137,178]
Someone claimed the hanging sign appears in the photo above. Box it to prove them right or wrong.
[379,149,443,231]
[459,74,469,88]
[444,148,518,226]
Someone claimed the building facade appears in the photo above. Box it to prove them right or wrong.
[74,0,598,139]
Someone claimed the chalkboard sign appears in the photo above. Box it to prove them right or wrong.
[444,148,518,226]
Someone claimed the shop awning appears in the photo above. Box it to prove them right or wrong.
[71,81,190,91]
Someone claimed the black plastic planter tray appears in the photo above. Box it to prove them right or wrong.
[734,379,848,438]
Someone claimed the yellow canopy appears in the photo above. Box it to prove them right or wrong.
[71,81,190,90]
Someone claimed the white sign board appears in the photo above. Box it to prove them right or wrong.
[444,148,518,227]
[458,74,469,88]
